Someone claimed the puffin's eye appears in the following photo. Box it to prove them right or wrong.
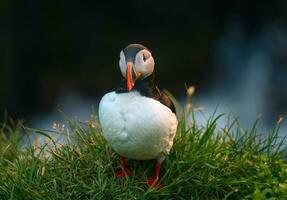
[143,51,150,62]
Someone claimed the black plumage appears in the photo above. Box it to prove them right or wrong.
[115,71,176,114]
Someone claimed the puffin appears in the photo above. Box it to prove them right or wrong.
[98,44,178,187]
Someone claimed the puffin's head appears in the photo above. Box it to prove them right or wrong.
[119,44,155,91]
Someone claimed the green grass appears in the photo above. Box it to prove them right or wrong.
[0,111,287,199]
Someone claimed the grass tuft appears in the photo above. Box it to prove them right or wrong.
[0,111,286,199]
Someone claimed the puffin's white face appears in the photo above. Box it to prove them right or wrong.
[119,49,155,80]
[119,45,155,91]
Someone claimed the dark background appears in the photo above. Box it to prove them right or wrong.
[1,0,287,128]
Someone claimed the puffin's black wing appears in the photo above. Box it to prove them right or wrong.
[156,88,176,114]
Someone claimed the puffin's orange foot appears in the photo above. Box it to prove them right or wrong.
[115,169,132,177]
[145,177,164,189]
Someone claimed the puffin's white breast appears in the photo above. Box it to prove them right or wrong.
[98,91,178,160]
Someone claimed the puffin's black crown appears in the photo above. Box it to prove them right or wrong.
[123,44,148,62]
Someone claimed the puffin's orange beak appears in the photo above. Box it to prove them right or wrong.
[126,62,141,91]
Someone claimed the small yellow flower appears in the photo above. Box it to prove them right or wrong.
[186,86,195,96]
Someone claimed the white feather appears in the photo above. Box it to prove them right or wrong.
[98,91,178,160]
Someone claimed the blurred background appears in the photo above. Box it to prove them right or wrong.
[1,0,287,133]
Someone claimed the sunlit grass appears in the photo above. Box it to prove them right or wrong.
[0,108,287,199]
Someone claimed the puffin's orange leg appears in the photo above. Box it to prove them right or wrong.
[145,162,164,188]
[115,156,132,177]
